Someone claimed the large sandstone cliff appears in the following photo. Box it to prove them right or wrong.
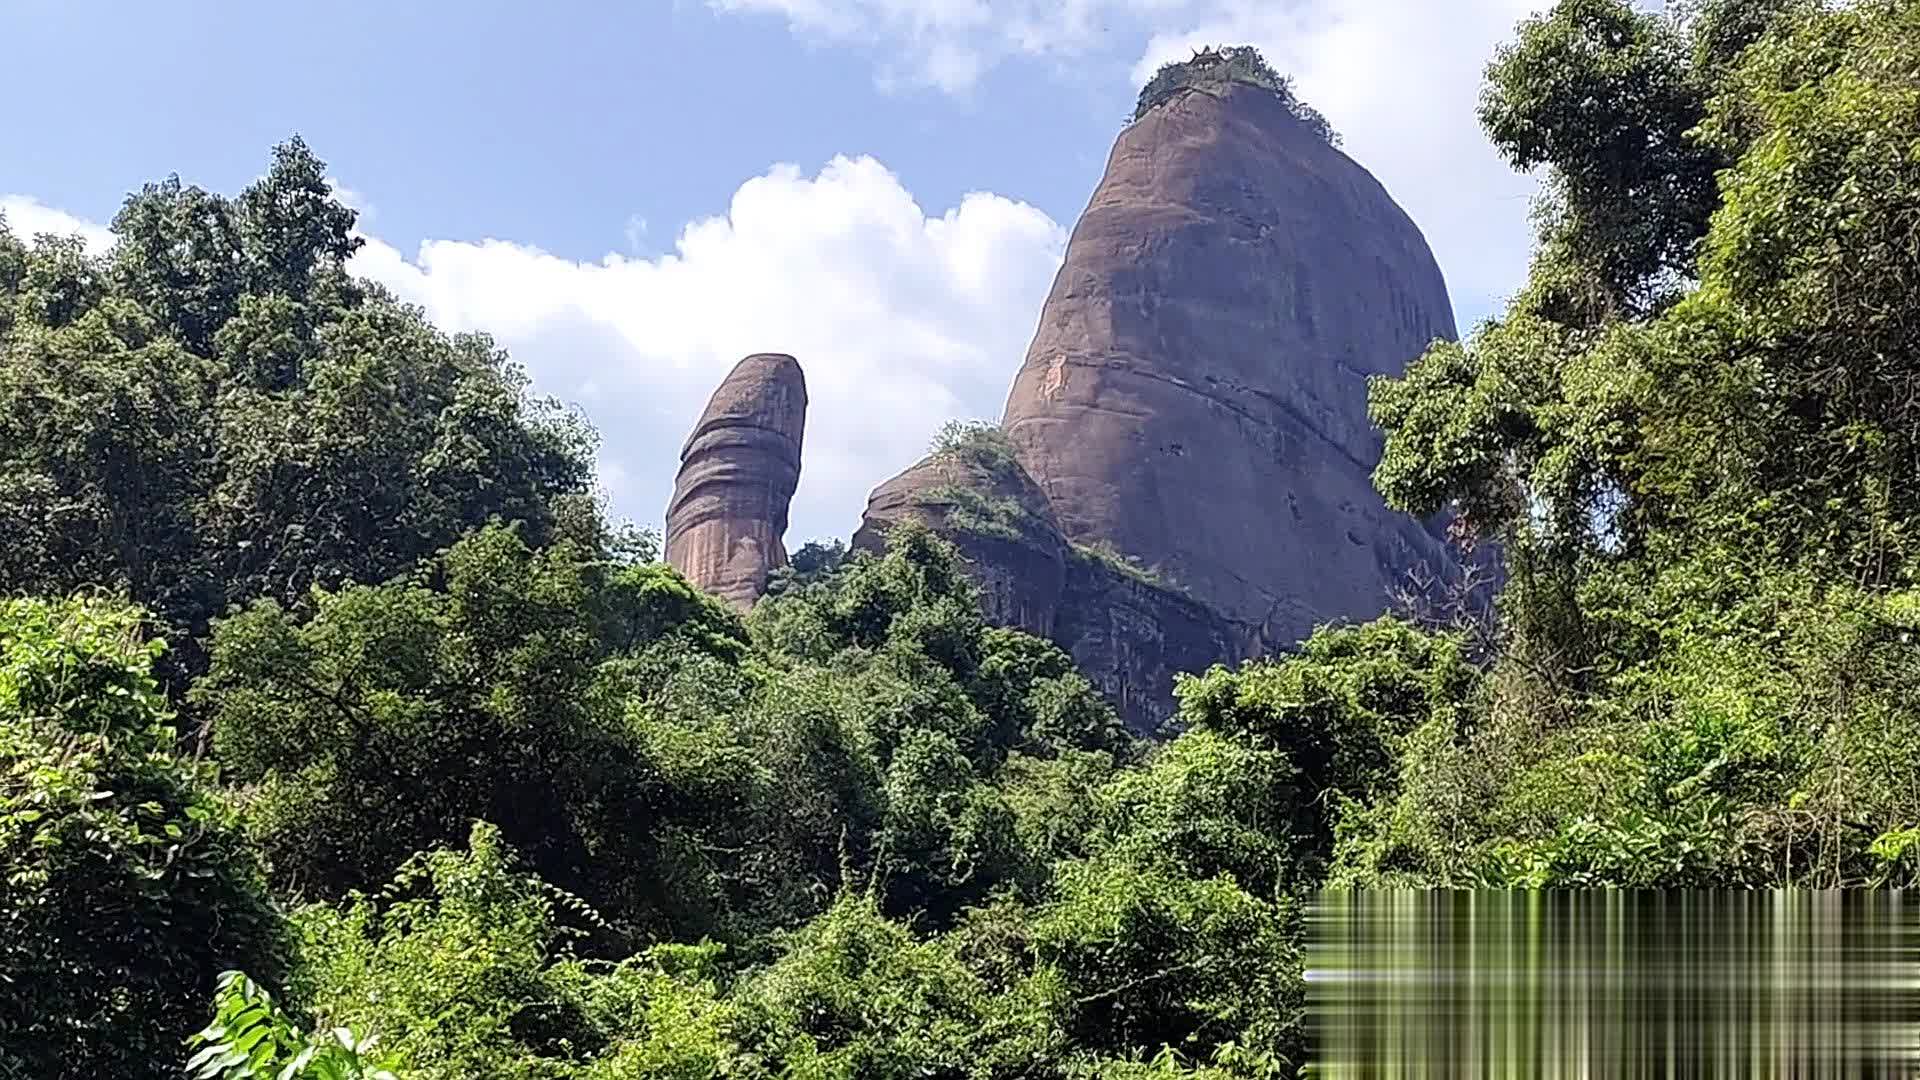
[665,353,807,611]
[859,79,1461,732]
[1002,81,1457,652]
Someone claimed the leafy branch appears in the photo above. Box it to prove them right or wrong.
[186,972,400,1080]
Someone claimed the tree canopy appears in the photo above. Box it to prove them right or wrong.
[1354,0,1920,889]
[6,0,1920,1073]
[0,138,604,693]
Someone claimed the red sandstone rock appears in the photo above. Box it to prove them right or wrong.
[853,437,1242,734]
[853,79,1462,732]
[665,353,807,611]
[1000,82,1459,652]
[853,443,1069,638]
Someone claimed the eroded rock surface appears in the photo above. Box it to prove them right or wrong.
[854,80,1461,732]
[852,446,1068,638]
[1054,550,1245,735]
[665,353,807,611]
[1002,82,1458,653]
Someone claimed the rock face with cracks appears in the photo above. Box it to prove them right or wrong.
[665,353,807,612]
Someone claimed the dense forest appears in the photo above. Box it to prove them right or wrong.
[2,0,1917,1076]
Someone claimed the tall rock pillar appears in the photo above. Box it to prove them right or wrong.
[665,353,807,611]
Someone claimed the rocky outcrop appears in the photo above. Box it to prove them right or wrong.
[1000,80,1458,654]
[852,443,1068,637]
[665,353,807,611]
[853,75,1462,734]
[854,434,1245,733]
[1054,549,1245,735]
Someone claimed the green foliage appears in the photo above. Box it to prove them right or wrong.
[1352,0,1920,888]
[731,896,1032,1079]
[928,419,1019,476]
[196,525,756,941]
[914,423,1048,541]
[973,627,1134,762]
[1480,0,1723,312]
[1028,859,1302,1069]
[0,139,599,689]
[1072,540,1172,590]
[1084,621,1479,894]
[11,144,1318,1080]
[913,484,1032,541]
[1133,46,1337,145]
[764,539,847,598]
[187,972,398,1080]
[0,598,280,1079]
[290,822,612,1078]
[20,16,1920,1060]
[228,823,738,1080]
[1094,730,1298,897]
[743,528,1138,927]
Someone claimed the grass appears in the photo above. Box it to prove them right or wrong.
[1071,539,1178,591]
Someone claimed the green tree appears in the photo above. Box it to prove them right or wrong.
[0,599,280,1079]
[197,525,755,940]
[745,528,1139,926]
[1027,859,1301,1070]
[1354,0,1920,887]
[0,139,598,690]
[1480,0,1724,314]
[732,895,1042,1080]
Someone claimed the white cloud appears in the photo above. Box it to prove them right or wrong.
[709,0,1142,93]
[350,155,1067,541]
[0,195,116,253]
[7,0,1550,545]
[710,0,1542,323]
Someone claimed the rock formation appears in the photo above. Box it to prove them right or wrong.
[853,430,1069,637]
[1002,80,1457,650]
[857,76,1462,732]
[854,427,1243,731]
[665,353,807,611]
[1051,549,1242,732]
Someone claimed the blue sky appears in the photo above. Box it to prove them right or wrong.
[2,0,1543,544]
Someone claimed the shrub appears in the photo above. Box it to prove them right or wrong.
[1133,46,1338,145]
[0,598,281,1079]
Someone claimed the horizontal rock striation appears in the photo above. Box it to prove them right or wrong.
[665,353,807,611]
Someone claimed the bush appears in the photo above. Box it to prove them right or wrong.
[186,972,398,1080]
[196,525,757,941]
[1133,46,1338,145]
[928,419,1023,477]
[0,598,281,1079]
